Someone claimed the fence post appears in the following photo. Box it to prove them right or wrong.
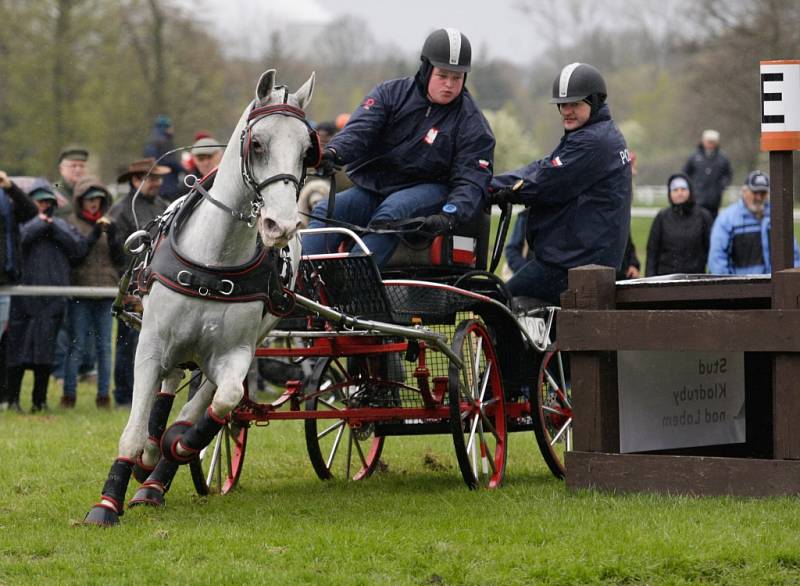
[561,265,618,454]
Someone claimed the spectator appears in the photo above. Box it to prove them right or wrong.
[109,157,170,408]
[175,137,225,199]
[490,62,632,304]
[143,115,184,202]
[501,209,534,280]
[298,122,351,227]
[682,129,733,219]
[645,173,713,276]
[53,146,89,218]
[618,235,641,280]
[181,130,214,176]
[5,182,86,412]
[0,171,39,412]
[60,177,126,409]
[304,28,495,268]
[708,170,800,274]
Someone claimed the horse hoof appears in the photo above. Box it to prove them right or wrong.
[83,503,120,527]
[160,421,195,464]
[129,485,165,508]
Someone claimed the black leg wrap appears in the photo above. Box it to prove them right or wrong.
[84,458,133,526]
[180,409,224,453]
[150,459,180,493]
[148,393,176,441]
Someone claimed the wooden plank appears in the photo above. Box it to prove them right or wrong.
[616,281,773,306]
[557,309,800,352]
[566,451,800,496]
[769,151,795,273]
[772,269,800,459]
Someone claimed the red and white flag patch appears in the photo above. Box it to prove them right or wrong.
[478,159,490,169]
[551,156,563,167]
[424,127,439,145]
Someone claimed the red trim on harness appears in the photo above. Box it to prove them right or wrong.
[207,406,227,425]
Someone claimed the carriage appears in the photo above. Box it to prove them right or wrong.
[181,219,572,494]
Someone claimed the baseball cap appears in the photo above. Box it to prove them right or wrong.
[746,170,770,192]
[191,137,223,156]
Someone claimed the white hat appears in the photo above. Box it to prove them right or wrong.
[702,129,720,143]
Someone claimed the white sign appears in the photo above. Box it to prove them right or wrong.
[760,60,800,151]
[618,351,746,453]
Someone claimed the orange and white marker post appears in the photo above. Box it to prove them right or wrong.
[761,60,799,272]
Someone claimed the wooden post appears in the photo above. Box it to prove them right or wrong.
[561,265,618,453]
[769,151,795,272]
[772,268,800,459]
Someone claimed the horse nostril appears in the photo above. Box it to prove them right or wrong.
[265,218,277,232]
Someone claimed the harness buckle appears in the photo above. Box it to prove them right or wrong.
[198,286,210,297]
[218,280,235,296]
[177,270,192,287]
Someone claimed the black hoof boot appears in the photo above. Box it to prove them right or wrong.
[84,503,121,526]
[129,483,165,508]
[160,421,195,464]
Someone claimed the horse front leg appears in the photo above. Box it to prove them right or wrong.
[133,368,186,483]
[84,350,165,526]
[161,350,252,464]
[129,376,218,508]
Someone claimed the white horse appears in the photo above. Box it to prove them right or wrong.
[85,69,317,526]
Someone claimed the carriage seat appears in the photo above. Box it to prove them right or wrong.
[380,209,490,280]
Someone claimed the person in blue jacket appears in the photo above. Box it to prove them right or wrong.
[708,170,800,274]
[304,28,495,267]
[502,209,535,279]
[490,63,632,304]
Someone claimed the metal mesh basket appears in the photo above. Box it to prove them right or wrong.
[384,284,480,324]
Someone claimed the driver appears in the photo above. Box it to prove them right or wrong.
[303,28,495,268]
[491,63,632,304]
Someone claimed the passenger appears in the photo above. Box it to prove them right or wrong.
[490,63,632,304]
[645,173,713,276]
[707,170,800,274]
[304,28,495,267]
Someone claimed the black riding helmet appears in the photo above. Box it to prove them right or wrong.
[550,63,607,115]
[421,28,472,73]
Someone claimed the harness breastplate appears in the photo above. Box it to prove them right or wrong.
[136,185,294,316]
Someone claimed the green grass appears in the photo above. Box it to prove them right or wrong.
[3,383,800,584]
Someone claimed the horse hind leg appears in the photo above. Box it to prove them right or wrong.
[133,368,186,483]
[162,353,250,464]
[130,376,218,508]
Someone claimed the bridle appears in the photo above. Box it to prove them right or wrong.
[234,90,320,225]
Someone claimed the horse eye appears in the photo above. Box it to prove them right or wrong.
[252,139,267,155]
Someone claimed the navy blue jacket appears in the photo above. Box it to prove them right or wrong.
[328,72,495,225]
[491,105,632,270]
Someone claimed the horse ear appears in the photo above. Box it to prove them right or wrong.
[294,71,316,110]
[255,69,276,103]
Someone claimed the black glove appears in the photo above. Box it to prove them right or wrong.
[488,188,510,207]
[317,148,340,176]
[423,213,454,235]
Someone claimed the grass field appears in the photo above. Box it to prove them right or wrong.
[3,382,800,585]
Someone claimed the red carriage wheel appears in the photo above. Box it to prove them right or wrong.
[532,349,572,479]
[304,357,385,481]
[448,319,507,489]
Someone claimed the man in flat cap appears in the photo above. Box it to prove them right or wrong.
[54,146,89,218]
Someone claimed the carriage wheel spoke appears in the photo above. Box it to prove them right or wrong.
[477,421,497,475]
[325,423,346,470]
[318,419,346,440]
[352,433,367,468]
[345,428,353,479]
[206,431,223,489]
[550,417,573,445]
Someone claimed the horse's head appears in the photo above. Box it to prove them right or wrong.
[244,69,317,248]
